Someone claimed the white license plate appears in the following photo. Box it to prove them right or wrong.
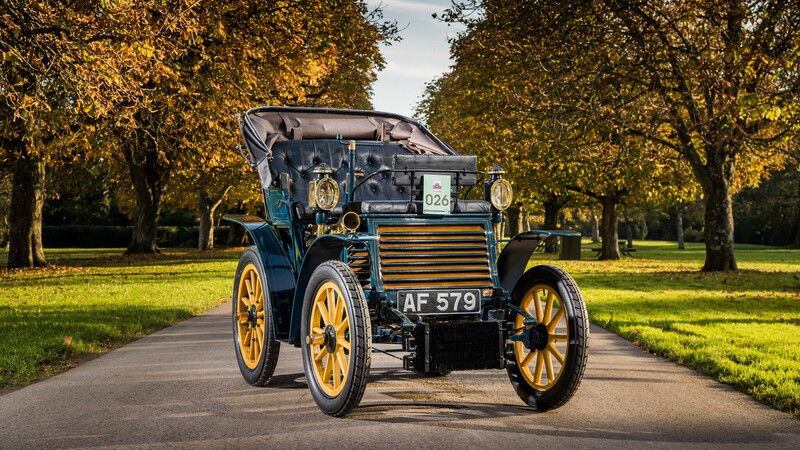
[397,289,481,315]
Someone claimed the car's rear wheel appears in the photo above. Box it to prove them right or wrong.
[507,265,588,411]
[301,261,371,417]
[233,247,280,386]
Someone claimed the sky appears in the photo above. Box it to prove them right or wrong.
[365,0,465,120]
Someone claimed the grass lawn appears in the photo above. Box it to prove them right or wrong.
[531,241,800,416]
[0,248,239,390]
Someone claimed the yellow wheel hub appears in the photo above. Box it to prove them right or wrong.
[308,281,351,397]
[513,284,569,390]
[236,264,266,369]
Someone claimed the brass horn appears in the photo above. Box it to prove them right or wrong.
[340,211,361,232]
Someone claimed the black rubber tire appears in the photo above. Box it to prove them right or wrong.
[233,247,280,386]
[301,261,372,417]
[506,264,589,411]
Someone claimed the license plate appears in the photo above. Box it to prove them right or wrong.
[397,289,481,315]
[422,173,451,215]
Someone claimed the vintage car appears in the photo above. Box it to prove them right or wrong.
[224,106,588,417]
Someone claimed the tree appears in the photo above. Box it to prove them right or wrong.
[0,1,155,268]
[421,4,694,259]
[443,0,797,270]
[418,72,575,247]
[107,0,395,254]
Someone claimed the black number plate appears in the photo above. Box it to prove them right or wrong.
[397,289,481,315]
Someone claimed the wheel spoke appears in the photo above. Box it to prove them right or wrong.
[339,338,351,351]
[533,351,544,385]
[551,333,568,341]
[548,307,565,332]
[549,342,565,365]
[257,311,265,319]
[327,289,336,324]
[521,349,536,367]
[336,348,348,378]
[244,278,253,297]
[335,318,349,335]
[334,295,344,325]
[316,301,330,325]
[323,353,333,384]
[240,296,251,307]
[544,349,555,382]
[255,279,263,308]
[532,290,543,323]
[543,291,554,325]
[331,352,340,387]
[243,329,251,344]
[314,346,326,361]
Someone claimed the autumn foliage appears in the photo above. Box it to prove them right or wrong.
[1,0,395,265]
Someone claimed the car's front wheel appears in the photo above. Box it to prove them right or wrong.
[506,265,588,411]
[301,261,371,417]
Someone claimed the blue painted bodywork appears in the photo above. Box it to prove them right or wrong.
[222,215,295,340]
[226,205,580,345]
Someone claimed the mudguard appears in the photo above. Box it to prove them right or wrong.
[288,233,378,345]
[222,214,295,340]
[497,230,581,292]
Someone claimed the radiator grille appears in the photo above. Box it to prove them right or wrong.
[377,224,493,290]
[347,245,371,291]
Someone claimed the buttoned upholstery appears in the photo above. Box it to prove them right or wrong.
[269,139,491,218]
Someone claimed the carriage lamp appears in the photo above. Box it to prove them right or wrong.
[311,165,339,211]
[486,165,513,211]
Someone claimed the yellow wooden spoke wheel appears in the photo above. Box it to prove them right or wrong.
[507,265,588,412]
[513,284,569,390]
[308,281,352,397]
[233,248,280,386]
[301,261,370,417]
[236,263,267,369]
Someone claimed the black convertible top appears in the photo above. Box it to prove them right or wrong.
[239,106,456,189]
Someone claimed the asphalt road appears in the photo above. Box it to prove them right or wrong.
[2,303,799,449]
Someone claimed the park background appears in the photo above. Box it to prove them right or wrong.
[1,0,799,417]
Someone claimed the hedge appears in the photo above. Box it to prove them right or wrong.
[42,225,232,248]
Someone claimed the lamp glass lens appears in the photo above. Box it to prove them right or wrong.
[491,179,513,211]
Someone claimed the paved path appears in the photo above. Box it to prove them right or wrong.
[1,303,799,449]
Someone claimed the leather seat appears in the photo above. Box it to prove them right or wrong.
[268,140,490,218]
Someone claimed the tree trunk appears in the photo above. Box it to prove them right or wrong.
[589,211,600,243]
[623,210,633,248]
[7,143,47,269]
[542,194,565,253]
[123,144,167,255]
[701,169,737,271]
[197,188,229,251]
[599,196,621,260]
[506,205,521,238]
[791,176,800,248]
[676,207,685,250]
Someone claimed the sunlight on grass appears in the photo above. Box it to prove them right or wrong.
[531,240,800,415]
[0,248,240,389]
